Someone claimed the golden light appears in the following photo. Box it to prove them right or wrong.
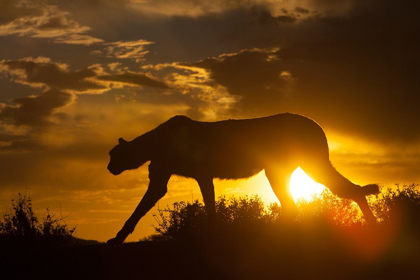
[290,167,325,201]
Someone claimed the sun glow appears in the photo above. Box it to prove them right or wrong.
[290,167,325,201]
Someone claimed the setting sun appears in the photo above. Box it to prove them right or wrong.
[290,167,325,201]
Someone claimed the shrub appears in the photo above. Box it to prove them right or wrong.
[370,183,420,228]
[0,193,75,245]
[153,184,420,240]
[153,195,273,239]
[297,190,362,225]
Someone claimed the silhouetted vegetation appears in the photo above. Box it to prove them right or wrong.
[0,193,75,246]
[370,184,420,223]
[153,184,420,240]
[1,186,420,280]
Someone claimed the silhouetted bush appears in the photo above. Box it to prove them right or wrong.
[297,190,362,225]
[153,195,275,239]
[153,184,420,239]
[0,193,75,246]
[370,184,420,231]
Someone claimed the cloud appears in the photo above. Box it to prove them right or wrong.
[128,0,256,17]
[295,7,310,14]
[0,2,418,156]
[252,8,298,25]
[54,34,104,45]
[97,71,168,89]
[97,39,154,62]
[0,56,171,133]
[3,0,413,145]
[131,1,418,145]
[0,57,168,94]
[265,1,420,144]
[0,57,107,133]
[0,54,234,148]
[142,62,239,119]
[127,0,352,17]
[186,48,294,116]
[0,57,107,93]
[0,89,73,127]
[0,1,103,45]
[0,0,42,25]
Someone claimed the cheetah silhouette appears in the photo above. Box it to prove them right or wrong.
[107,113,379,246]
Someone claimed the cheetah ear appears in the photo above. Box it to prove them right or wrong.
[118,138,127,145]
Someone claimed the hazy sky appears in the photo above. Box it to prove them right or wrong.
[0,0,419,241]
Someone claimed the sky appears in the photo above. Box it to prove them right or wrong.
[0,0,419,242]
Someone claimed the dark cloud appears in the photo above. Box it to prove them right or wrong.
[269,1,420,143]
[38,16,71,30]
[0,89,73,126]
[172,0,420,145]
[0,0,42,25]
[98,40,154,62]
[192,48,293,115]
[295,7,310,14]
[1,58,107,92]
[2,0,418,145]
[0,0,103,45]
[97,72,168,89]
[0,58,108,151]
[252,8,298,25]
[0,57,173,135]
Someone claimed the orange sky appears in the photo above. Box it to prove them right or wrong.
[0,0,419,242]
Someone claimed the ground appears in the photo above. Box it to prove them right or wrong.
[1,222,420,280]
